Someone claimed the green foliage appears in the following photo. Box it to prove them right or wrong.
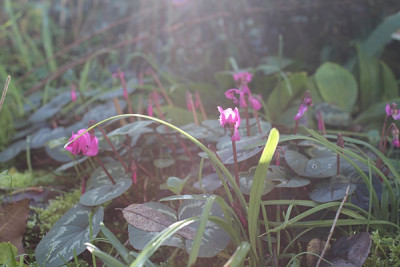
[365,230,400,266]
[314,62,358,113]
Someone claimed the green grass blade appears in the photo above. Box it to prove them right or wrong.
[4,0,32,69]
[130,218,196,267]
[40,1,57,72]
[247,128,279,261]
[100,223,134,264]
[224,242,250,267]
[85,243,126,267]
[187,196,215,266]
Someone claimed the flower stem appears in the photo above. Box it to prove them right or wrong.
[96,123,130,173]
[231,128,240,186]
[293,120,299,135]
[195,91,208,120]
[245,106,250,136]
[253,109,262,134]
[149,69,174,106]
[112,98,127,126]
[95,156,116,185]
[188,93,199,125]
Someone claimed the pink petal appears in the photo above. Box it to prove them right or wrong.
[249,95,261,110]
[385,103,391,116]
[85,136,99,156]
[231,128,241,141]
[71,88,77,102]
[225,89,240,104]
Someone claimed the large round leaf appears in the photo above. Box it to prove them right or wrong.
[35,204,103,267]
[108,121,153,137]
[285,150,336,178]
[237,118,271,137]
[178,198,230,258]
[0,140,26,163]
[200,146,263,164]
[80,162,132,206]
[315,62,358,113]
[314,102,351,127]
[127,202,185,250]
[29,92,71,123]
[193,173,224,193]
[309,175,357,203]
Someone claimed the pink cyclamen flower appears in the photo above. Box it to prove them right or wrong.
[385,103,400,120]
[233,71,253,84]
[71,86,77,102]
[65,129,98,156]
[294,91,313,121]
[218,106,241,141]
[225,84,261,110]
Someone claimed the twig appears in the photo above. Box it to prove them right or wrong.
[315,184,351,267]
[0,75,11,114]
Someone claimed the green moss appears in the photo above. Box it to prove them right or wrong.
[364,230,400,267]
[0,168,55,189]
[31,188,81,234]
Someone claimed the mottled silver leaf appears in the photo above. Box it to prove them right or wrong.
[35,204,103,267]
[123,203,195,240]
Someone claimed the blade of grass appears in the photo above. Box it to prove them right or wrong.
[130,218,196,267]
[0,75,11,114]
[248,128,279,261]
[187,196,215,266]
[4,0,32,69]
[40,1,57,72]
[100,222,134,264]
[223,242,250,267]
[85,243,126,267]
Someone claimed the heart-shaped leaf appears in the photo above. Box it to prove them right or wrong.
[29,92,71,123]
[314,102,351,127]
[107,121,153,138]
[153,158,175,168]
[79,163,132,206]
[193,173,224,193]
[0,140,26,163]
[237,166,276,195]
[285,150,336,178]
[323,232,371,267]
[178,198,231,258]
[35,204,103,267]
[309,175,357,203]
[123,203,195,240]
[200,142,264,165]
[315,62,358,113]
[160,176,190,195]
[127,202,185,250]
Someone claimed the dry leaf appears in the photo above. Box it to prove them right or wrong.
[0,199,30,254]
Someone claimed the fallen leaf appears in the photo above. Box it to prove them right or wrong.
[0,199,30,254]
